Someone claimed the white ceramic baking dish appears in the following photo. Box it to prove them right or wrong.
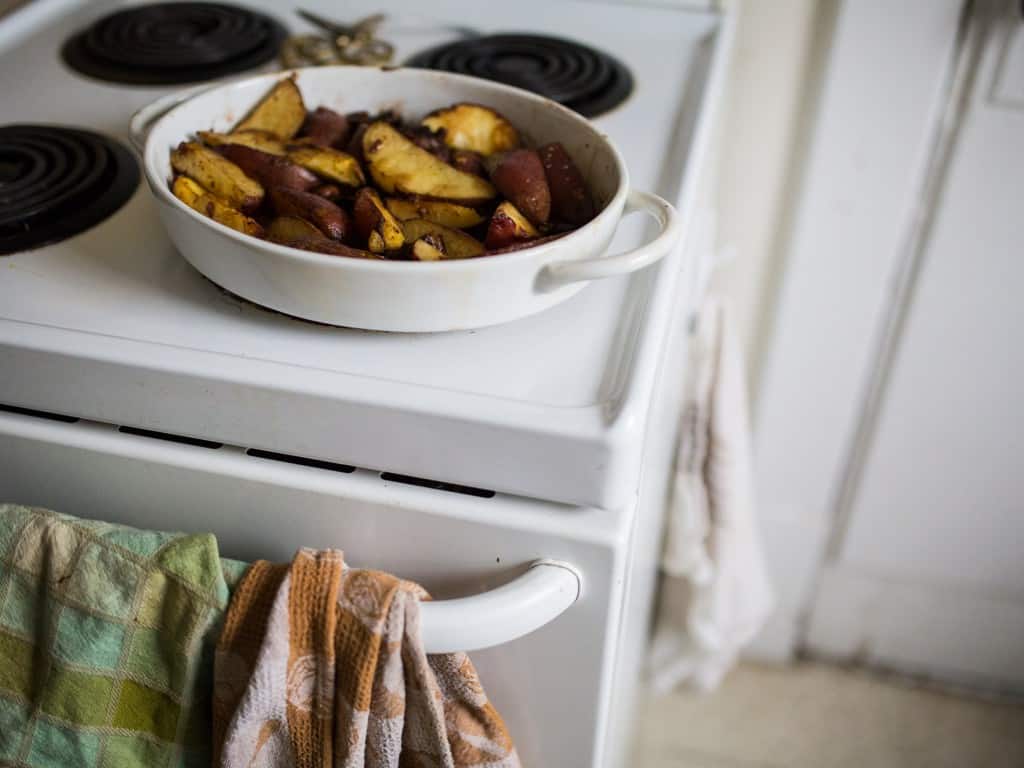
[130,66,680,332]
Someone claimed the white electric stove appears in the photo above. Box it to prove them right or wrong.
[0,1,731,765]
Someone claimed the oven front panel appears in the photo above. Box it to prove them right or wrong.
[0,410,627,768]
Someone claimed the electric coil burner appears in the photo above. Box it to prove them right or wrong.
[0,126,139,256]
[405,34,634,118]
[61,2,286,85]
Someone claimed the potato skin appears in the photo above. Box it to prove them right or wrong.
[384,198,484,229]
[286,146,365,188]
[489,149,551,226]
[269,187,351,241]
[266,216,322,241]
[218,144,318,193]
[300,107,350,148]
[484,201,539,249]
[170,141,264,212]
[485,232,566,255]
[451,150,485,177]
[311,183,342,202]
[400,218,484,259]
[352,187,405,253]
[539,142,594,226]
[270,234,379,259]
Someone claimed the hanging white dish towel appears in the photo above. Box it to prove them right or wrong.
[649,297,773,692]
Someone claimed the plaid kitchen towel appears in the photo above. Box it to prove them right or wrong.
[214,548,520,768]
[0,504,246,767]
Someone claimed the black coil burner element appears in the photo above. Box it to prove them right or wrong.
[0,126,140,256]
[406,34,633,118]
[62,2,287,85]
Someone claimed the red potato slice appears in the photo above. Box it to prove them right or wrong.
[384,198,484,229]
[233,75,306,139]
[400,219,484,259]
[489,149,551,226]
[170,141,263,212]
[269,187,350,241]
[299,107,350,147]
[362,122,496,204]
[485,200,539,249]
[353,188,405,253]
[171,176,263,236]
[217,144,318,193]
[411,235,446,261]
[421,103,520,156]
[539,142,595,226]
[198,130,287,156]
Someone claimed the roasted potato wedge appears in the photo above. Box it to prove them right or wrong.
[421,103,520,156]
[197,130,287,156]
[362,122,496,203]
[270,234,379,259]
[406,126,451,162]
[539,142,594,226]
[384,198,484,229]
[451,149,485,177]
[485,232,566,255]
[269,187,350,241]
[266,216,322,241]
[233,75,305,140]
[353,188,405,254]
[217,144,318,193]
[170,141,263,212]
[485,200,540,249]
[401,218,484,260]
[172,176,263,236]
[411,235,446,261]
[300,106,350,147]
[287,146,365,188]
[489,148,550,226]
[311,183,342,202]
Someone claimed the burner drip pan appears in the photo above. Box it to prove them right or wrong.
[0,125,139,255]
[406,34,634,118]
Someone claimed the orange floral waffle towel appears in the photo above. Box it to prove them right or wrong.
[213,549,521,767]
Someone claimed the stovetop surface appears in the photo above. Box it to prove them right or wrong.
[0,0,723,507]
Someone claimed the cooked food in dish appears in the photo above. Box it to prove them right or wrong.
[169,75,597,260]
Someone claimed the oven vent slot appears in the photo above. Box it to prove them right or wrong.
[117,426,223,449]
[0,404,79,423]
[379,472,495,499]
[246,449,355,474]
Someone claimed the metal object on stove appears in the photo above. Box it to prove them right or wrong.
[280,10,394,68]
[405,34,634,118]
[61,2,286,85]
[0,126,139,256]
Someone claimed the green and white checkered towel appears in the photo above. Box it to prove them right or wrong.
[0,505,247,767]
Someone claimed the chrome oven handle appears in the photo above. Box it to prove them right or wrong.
[419,559,582,653]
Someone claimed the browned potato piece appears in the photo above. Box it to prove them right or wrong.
[266,216,322,241]
[421,103,520,156]
[401,218,484,260]
[197,130,286,156]
[311,183,342,202]
[451,149,485,177]
[362,122,496,204]
[269,187,350,241]
[287,146,365,188]
[172,176,263,236]
[234,75,305,140]
[406,126,451,162]
[218,144,318,193]
[171,141,263,211]
[384,198,484,229]
[300,106,350,147]
[411,235,446,261]
[485,201,540,249]
[353,188,405,254]
[490,149,550,226]
[539,142,595,226]
[271,234,379,259]
[485,232,567,255]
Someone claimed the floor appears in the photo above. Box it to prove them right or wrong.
[636,661,1024,768]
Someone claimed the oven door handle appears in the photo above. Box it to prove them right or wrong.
[419,559,582,653]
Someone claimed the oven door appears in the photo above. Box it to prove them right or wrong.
[0,408,628,768]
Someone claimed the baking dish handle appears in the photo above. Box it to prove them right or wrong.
[539,189,680,290]
[128,84,213,155]
[419,559,582,653]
